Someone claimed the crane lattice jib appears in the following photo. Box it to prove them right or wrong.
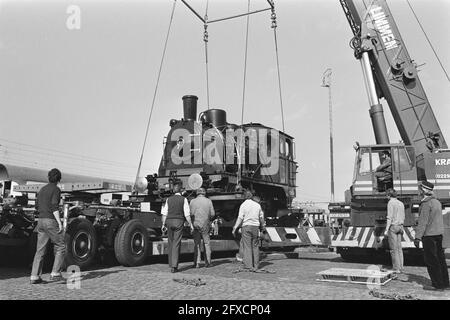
[339,0,360,37]
[341,0,447,155]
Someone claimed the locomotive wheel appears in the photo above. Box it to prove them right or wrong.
[65,219,98,270]
[114,219,149,267]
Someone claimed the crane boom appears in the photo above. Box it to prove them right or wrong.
[340,0,447,155]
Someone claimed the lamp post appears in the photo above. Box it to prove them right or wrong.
[321,68,335,203]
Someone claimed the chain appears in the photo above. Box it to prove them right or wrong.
[271,8,277,29]
[204,0,210,109]
[203,23,209,43]
[270,4,285,133]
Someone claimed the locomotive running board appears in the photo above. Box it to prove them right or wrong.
[316,268,395,286]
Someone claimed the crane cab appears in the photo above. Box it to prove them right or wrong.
[352,144,418,197]
[350,144,419,228]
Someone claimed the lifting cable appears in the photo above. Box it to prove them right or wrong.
[270,4,286,133]
[133,0,177,191]
[204,0,210,109]
[241,0,251,125]
[237,0,252,189]
[406,0,450,83]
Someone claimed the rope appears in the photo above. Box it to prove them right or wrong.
[133,0,177,192]
[173,278,207,286]
[204,0,210,109]
[406,0,450,83]
[271,5,285,133]
[369,289,420,300]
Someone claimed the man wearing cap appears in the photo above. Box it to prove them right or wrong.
[161,182,194,273]
[383,188,405,275]
[414,181,449,291]
[30,168,65,284]
[232,190,265,271]
[190,188,215,268]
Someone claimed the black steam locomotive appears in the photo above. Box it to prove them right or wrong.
[133,95,299,233]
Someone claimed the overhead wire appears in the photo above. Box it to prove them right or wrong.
[0,149,136,178]
[0,156,134,181]
[406,0,450,83]
[0,138,146,170]
[0,144,148,174]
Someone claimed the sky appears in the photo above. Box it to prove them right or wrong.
[0,0,449,206]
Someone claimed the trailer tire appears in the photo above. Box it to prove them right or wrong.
[114,219,148,267]
[65,219,98,270]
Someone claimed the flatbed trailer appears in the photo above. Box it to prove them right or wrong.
[0,181,331,269]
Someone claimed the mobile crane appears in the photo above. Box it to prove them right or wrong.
[332,0,450,259]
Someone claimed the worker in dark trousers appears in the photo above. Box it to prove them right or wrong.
[414,181,450,291]
[190,188,215,268]
[161,181,194,273]
[30,168,65,284]
[232,191,265,271]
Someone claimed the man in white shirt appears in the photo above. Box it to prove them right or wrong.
[232,190,265,271]
[161,181,194,273]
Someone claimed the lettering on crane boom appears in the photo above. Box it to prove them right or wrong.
[369,5,398,51]
[435,159,450,166]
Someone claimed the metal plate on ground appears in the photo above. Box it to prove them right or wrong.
[316,268,395,285]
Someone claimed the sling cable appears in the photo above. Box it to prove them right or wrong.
[133,0,177,193]
[134,1,287,191]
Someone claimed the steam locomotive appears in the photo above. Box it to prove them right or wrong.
[133,95,299,234]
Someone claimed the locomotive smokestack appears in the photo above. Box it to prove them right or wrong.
[182,95,198,121]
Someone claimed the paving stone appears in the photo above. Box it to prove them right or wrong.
[1,251,449,300]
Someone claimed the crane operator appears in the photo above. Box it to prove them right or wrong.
[375,151,392,190]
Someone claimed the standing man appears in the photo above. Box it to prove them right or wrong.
[161,181,194,273]
[414,181,449,291]
[232,190,265,271]
[190,188,215,268]
[383,188,405,275]
[30,168,65,284]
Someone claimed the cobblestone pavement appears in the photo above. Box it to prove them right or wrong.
[1,250,449,300]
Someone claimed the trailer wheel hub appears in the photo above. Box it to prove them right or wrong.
[131,232,144,255]
[73,231,92,260]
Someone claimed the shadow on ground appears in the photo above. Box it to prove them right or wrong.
[403,272,432,288]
